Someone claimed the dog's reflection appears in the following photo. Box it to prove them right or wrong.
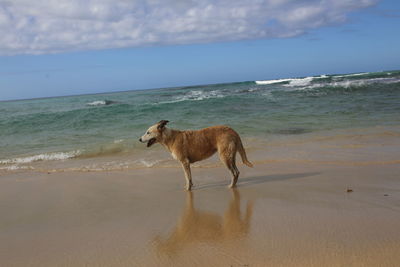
[154,189,253,256]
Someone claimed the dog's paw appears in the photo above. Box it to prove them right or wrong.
[184,185,192,191]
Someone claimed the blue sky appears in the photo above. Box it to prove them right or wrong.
[0,0,399,101]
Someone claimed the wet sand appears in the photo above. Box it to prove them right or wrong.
[1,160,400,266]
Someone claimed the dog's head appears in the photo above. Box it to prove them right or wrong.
[139,120,169,147]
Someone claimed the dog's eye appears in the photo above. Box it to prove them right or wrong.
[147,131,150,134]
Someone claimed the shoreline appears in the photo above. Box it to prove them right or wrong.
[1,124,400,174]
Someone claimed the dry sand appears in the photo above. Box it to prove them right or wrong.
[1,159,400,266]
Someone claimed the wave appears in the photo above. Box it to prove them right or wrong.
[255,78,293,85]
[0,139,138,169]
[254,72,394,88]
[86,100,118,106]
[256,72,400,93]
[333,72,370,78]
[255,75,327,87]
[303,77,400,90]
[156,90,225,104]
[283,76,315,87]
[77,142,128,158]
[0,150,81,165]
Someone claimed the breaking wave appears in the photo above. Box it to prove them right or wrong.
[302,77,400,90]
[334,72,370,78]
[255,74,327,86]
[156,90,225,104]
[0,150,81,165]
[86,100,117,106]
[256,72,400,91]
[255,78,293,85]
[284,76,315,87]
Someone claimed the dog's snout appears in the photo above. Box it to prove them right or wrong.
[139,138,142,142]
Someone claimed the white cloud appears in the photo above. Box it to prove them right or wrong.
[0,0,377,55]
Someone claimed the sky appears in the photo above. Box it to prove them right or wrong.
[0,0,399,101]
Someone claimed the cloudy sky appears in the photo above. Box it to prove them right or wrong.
[1,0,399,100]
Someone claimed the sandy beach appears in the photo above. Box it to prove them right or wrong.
[1,134,400,267]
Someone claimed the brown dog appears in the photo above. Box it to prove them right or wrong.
[139,120,253,190]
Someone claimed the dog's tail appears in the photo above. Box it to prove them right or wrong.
[237,138,253,167]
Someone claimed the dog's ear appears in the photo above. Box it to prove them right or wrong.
[157,120,169,130]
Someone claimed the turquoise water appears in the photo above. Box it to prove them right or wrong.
[1,70,400,168]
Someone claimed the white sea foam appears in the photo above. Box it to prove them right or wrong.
[257,74,399,92]
[86,100,116,106]
[180,90,224,101]
[332,77,398,87]
[299,77,400,91]
[87,100,107,106]
[256,72,371,86]
[333,72,370,78]
[255,75,326,87]
[0,150,81,165]
[157,90,224,104]
[134,159,162,168]
[0,165,33,171]
[255,78,292,85]
[283,76,314,87]
[248,87,259,92]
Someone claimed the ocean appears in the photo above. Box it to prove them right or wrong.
[1,70,400,172]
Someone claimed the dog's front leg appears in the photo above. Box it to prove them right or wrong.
[181,160,193,191]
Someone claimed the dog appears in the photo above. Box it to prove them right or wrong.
[139,120,253,190]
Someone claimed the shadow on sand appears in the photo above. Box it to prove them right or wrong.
[194,172,320,190]
[153,189,252,258]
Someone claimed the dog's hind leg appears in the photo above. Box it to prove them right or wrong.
[219,144,240,188]
[231,157,240,187]
[181,160,193,191]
